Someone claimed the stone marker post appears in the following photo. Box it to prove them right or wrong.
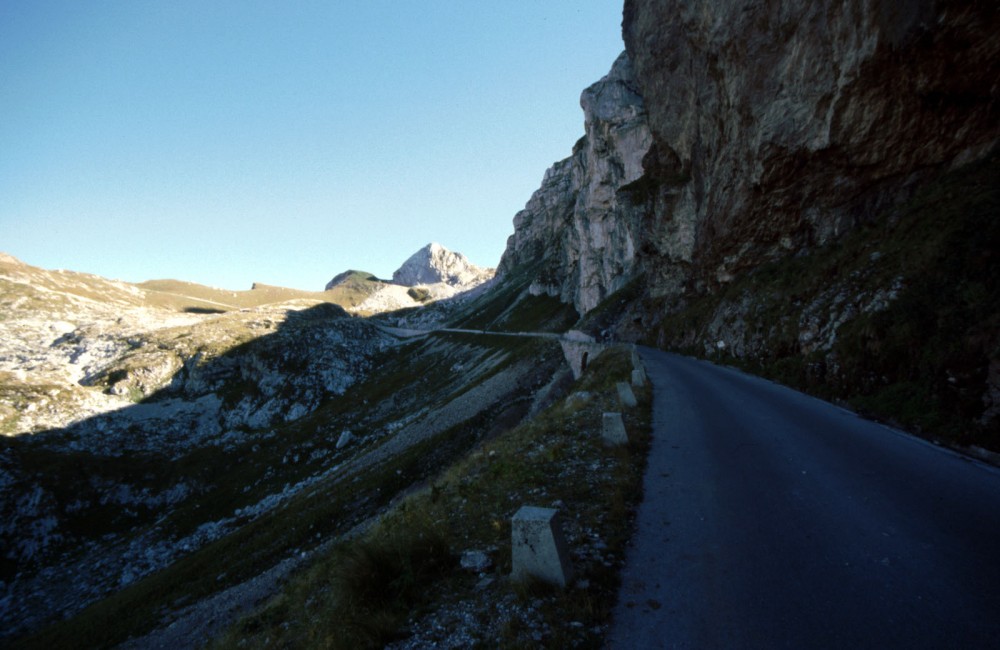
[511,506,573,588]
[631,366,647,388]
[602,412,629,446]
[616,381,637,408]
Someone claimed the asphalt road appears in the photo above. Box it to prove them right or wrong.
[607,349,1000,649]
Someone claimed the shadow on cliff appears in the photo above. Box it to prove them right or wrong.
[633,151,1000,453]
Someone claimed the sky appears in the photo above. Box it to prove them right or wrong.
[0,1,625,291]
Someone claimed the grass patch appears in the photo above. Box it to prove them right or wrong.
[12,421,469,650]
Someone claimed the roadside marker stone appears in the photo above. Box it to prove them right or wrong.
[616,381,637,408]
[602,412,629,446]
[511,506,574,588]
[631,367,647,387]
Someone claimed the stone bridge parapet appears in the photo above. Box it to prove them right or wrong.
[560,330,607,379]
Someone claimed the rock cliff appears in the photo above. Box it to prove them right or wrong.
[502,2,997,314]
[498,53,652,314]
[497,1,998,446]
[621,0,999,296]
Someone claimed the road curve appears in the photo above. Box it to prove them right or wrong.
[608,349,1000,649]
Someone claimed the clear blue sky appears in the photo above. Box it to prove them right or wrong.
[0,1,624,290]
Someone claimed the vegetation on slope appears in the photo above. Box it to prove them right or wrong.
[9,327,567,649]
[641,152,999,450]
[448,262,579,333]
[212,345,651,649]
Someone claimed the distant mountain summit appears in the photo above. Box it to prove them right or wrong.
[323,243,494,315]
[391,243,493,289]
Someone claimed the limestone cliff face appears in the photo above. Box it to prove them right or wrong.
[494,2,998,444]
[498,53,653,314]
[502,2,998,314]
[392,242,493,289]
[622,0,1000,295]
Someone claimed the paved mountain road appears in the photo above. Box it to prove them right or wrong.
[608,349,1000,648]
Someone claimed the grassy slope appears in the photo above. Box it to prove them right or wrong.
[641,152,999,450]
[139,278,383,312]
[0,256,381,315]
[10,329,567,649]
[211,345,651,650]
[447,263,580,333]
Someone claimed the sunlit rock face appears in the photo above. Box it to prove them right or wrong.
[322,244,494,315]
[622,0,1000,296]
[392,243,494,290]
[498,53,653,314]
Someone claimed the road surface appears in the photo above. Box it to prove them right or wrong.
[608,349,1000,648]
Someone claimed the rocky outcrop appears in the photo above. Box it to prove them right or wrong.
[500,3,998,316]
[615,0,999,446]
[392,243,494,289]
[622,0,1000,297]
[498,53,653,314]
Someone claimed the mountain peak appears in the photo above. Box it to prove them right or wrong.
[391,243,493,288]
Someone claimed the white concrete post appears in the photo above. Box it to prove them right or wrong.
[511,506,573,588]
[617,381,637,408]
[602,412,629,446]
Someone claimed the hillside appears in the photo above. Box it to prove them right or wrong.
[0,268,566,639]
[138,278,355,312]
[2,244,624,648]
[0,255,377,438]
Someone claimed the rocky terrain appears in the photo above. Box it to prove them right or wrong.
[0,254,383,439]
[501,0,999,449]
[0,257,403,638]
[327,243,496,316]
[0,244,502,644]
